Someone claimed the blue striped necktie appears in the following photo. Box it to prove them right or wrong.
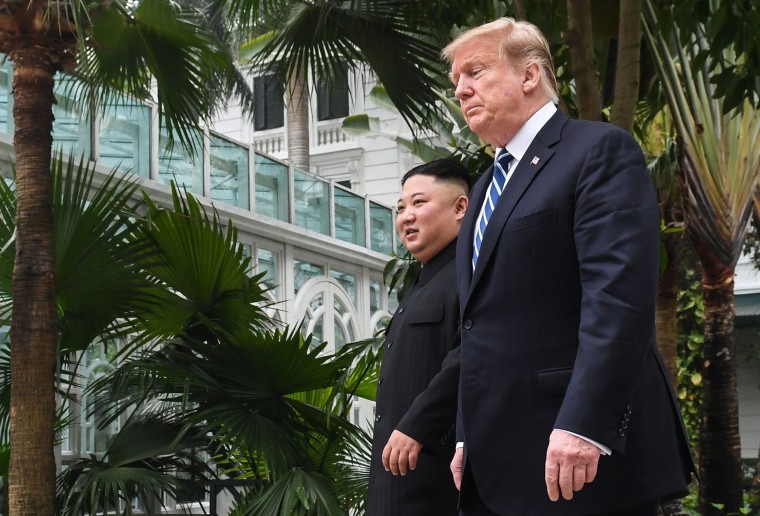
[472,150,513,270]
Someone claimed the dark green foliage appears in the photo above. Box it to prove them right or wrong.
[0,156,381,514]
[677,268,704,450]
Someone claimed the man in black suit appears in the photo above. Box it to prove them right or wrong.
[366,159,470,516]
[442,18,696,515]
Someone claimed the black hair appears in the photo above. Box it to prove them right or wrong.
[401,158,471,193]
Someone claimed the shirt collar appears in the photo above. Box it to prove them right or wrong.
[495,101,557,165]
[417,238,457,286]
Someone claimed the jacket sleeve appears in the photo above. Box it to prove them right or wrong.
[396,328,461,454]
[553,126,660,453]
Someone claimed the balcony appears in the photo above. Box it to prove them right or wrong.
[0,58,395,256]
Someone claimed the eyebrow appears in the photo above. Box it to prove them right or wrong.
[398,191,426,203]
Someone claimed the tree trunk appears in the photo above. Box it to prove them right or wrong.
[286,66,310,172]
[697,266,743,516]
[8,49,58,516]
[513,0,527,20]
[564,0,603,121]
[609,0,642,132]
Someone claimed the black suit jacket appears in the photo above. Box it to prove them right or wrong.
[367,240,460,516]
[456,111,696,515]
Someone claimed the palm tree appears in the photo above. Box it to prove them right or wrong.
[0,2,246,511]
[56,186,380,514]
[0,155,160,514]
[235,0,498,171]
[643,1,760,513]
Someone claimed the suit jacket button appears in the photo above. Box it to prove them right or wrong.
[463,319,473,330]
[623,413,630,422]
[626,405,632,414]
[621,420,628,430]
[398,307,405,313]
[618,428,626,437]
[378,377,383,386]
[387,341,393,349]
[375,414,382,423]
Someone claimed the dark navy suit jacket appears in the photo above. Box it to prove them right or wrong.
[456,110,696,515]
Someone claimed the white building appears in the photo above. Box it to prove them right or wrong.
[0,59,410,513]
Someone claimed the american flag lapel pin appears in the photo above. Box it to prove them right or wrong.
[530,156,540,165]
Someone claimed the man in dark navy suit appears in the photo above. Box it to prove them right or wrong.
[366,159,470,515]
[442,18,696,516]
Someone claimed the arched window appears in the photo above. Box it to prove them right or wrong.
[294,276,359,352]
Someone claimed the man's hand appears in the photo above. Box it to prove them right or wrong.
[545,429,600,501]
[382,430,423,476]
[450,446,463,490]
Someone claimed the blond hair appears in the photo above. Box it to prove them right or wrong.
[442,18,558,104]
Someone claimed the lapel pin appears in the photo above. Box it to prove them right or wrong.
[530,156,540,165]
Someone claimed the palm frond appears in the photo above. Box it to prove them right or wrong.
[0,171,15,324]
[0,339,9,443]
[56,413,213,515]
[79,0,241,155]
[240,467,345,516]
[123,184,271,352]
[240,0,449,134]
[95,327,351,475]
[51,154,155,354]
[643,0,760,268]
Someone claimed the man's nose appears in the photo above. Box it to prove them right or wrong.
[402,207,416,222]
[455,78,471,99]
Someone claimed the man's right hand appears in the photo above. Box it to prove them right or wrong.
[450,446,464,490]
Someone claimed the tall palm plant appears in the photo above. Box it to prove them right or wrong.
[643,1,760,513]
[235,0,497,171]
[0,1,245,511]
[73,188,380,514]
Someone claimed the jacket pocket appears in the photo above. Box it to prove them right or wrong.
[504,206,558,234]
[537,366,573,398]
[406,303,444,325]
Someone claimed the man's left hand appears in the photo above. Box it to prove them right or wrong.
[382,430,423,476]
[545,429,600,501]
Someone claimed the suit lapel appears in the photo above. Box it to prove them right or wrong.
[466,110,567,297]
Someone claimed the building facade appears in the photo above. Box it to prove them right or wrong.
[0,57,416,513]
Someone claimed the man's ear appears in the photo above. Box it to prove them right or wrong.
[522,63,541,93]
[455,195,469,220]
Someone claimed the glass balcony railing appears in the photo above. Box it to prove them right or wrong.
[99,93,152,177]
[158,124,204,196]
[210,134,250,210]
[369,201,393,255]
[254,153,289,222]
[0,56,396,254]
[53,78,91,159]
[335,186,366,248]
[295,169,330,236]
